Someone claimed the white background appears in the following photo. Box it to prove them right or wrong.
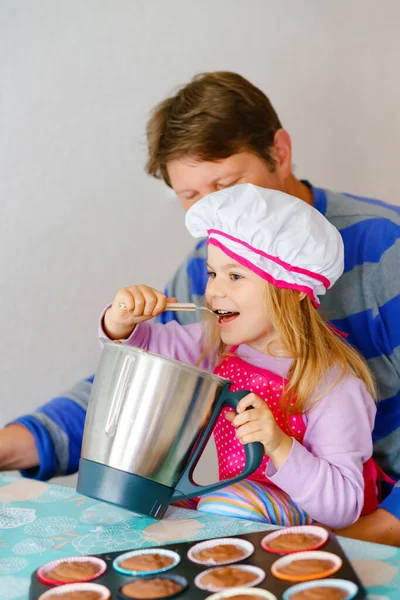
[1,1,399,484]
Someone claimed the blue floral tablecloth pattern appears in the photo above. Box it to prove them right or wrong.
[0,474,399,599]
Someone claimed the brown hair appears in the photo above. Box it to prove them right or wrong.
[199,284,376,415]
[146,71,283,186]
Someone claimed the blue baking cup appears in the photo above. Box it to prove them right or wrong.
[282,578,358,600]
[113,548,180,577]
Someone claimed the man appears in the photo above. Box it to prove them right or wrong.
[1,72,399,544]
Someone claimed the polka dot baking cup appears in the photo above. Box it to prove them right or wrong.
[37,556,106,585]
[282,578,358,600]
[271,550,342,582]
[38,582,111,600]
[113,548,180,576]
[117,574,188,600]
[261,526,328,555]
[188,537,254,566]
[206,588,278,600]
[195,564,265,592]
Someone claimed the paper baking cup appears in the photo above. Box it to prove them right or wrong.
[38,582,111,600]
[118,574,188,600]
[188,537,254,566]
[282,578,358,600]
[206,588,278,600]
[271,550,342,582]
[37,556,107,585]
[261,526,328,555]
[113,548,180,576]
[195,565,265,592]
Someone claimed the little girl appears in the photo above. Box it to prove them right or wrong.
[100,184,377,529]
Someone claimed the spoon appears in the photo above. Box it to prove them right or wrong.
[118,302,215,315]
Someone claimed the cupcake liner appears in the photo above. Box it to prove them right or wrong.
[37,556,107,585]
[271,550,342,582]
[188,537,254,566]
[195,565,265,592]
[117,574,188,600]
[282,578,358,600]
[206,588,278,600]
[38,582,111,600]
[261,526,328,555]
[113,548,180,576]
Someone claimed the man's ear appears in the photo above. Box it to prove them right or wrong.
[272,129,292,179]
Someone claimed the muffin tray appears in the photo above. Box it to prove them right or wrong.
[29,529,366,599]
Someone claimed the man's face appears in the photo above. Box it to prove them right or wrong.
[167,151,285,211]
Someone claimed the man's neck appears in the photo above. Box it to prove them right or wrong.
[286,175,314,206]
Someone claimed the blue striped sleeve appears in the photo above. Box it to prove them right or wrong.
[158,239,208,325]
[15,417,57,481]
[12,376,94,480]
[340,218,400,273]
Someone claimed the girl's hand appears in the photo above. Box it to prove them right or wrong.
[225,393,293,469]
[103,285,175,340]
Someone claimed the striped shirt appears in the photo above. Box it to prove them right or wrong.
[14,184,400,518]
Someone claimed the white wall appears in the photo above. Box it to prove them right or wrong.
[1,1,399,484]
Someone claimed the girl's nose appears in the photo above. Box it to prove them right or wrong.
[206,277,226,298]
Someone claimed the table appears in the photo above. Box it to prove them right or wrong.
[0,474,399,599]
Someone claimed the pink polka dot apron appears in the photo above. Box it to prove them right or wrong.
[213,353,305,484]
[213,351,384,515]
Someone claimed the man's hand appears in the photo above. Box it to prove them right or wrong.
[334,509,400,547]
[0,424,39,471]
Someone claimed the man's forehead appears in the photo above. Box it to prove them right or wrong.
[168,156,240,192]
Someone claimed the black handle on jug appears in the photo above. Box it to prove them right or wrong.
[171,385,264,501]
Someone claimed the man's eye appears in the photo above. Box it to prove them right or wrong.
[217,180,238,190]
[230,273,242,281]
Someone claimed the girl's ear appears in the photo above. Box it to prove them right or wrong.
[299,292,307,301]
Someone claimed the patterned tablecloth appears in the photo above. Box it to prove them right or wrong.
[0,474,399,599]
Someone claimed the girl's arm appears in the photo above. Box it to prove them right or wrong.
[265,374,376,529]
[99,312,208,370]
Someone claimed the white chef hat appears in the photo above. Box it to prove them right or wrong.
[185,184,344,306]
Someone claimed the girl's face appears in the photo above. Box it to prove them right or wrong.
[205,245,276,352]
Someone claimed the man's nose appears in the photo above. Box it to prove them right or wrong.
[199,183,219,199]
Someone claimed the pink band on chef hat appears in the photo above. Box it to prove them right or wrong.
[185,184,344,307]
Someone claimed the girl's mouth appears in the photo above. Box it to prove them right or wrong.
[213,309,240,325]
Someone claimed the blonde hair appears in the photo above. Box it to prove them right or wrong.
[199,284,376,415]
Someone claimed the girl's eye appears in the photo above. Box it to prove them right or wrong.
[230,273,242,281]
[207,271,216,279]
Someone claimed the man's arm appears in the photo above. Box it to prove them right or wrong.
[0,424,39,470]
[335,502,400,547]
[0,376,93,480]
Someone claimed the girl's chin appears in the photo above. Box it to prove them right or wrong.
[220,332,243,346]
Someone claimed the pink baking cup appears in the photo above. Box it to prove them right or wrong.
[38,582,110,600]
[261,526,328,555]
[37,556,106,585]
